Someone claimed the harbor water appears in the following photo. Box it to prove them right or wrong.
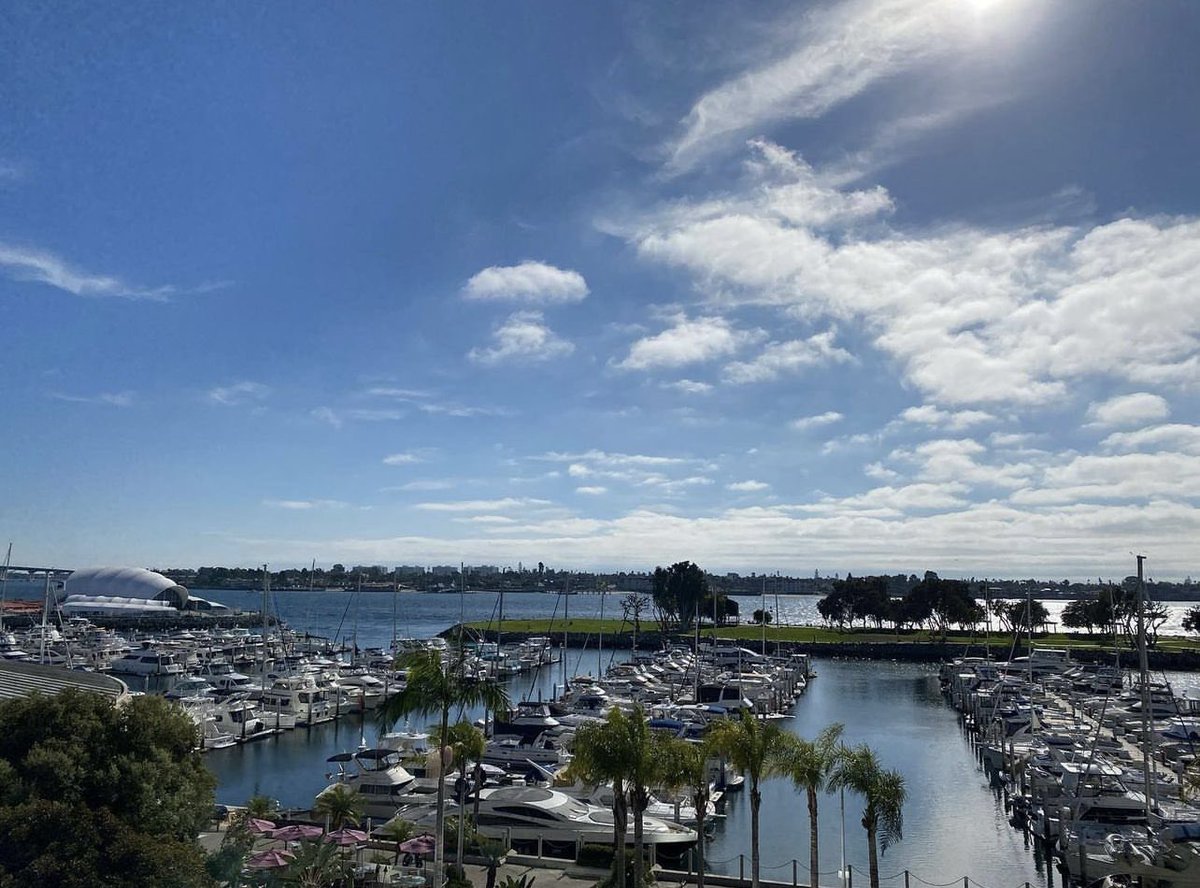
[193,588,1200,888]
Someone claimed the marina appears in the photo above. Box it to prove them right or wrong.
[5,578,1200,887]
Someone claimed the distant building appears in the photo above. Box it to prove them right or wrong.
[53,566,227,615]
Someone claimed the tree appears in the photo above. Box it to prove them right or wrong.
[622,594,650,650]
[651,561,709,632]
[707,710,791,888]
[751,609,772,625]
[1184,605,1200,634]
[564,708,636,888]
[313,782,365,831]
[282,837,351,888]
[776,724,844,888]
[657,736,716,888]
[901,573,981,635]
[0,689,215,887]
[376,817,418,865]
[830,745,906,888]
[622,706,664,888]
[433,719,486,869]
[377,649,510,881]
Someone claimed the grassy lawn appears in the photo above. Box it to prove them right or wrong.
[465,619,1200,653]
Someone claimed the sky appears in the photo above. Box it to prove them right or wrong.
[1,0,1198,580]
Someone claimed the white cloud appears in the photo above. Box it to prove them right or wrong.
[727,480,770,492]
[1101,424,1200,456]
[631,140,1200,408]
[1086,393,1170,428]
[364,387,433,400]
[50,391,135,408]
[382,452,423,466]
[463,260,588,304]
[892,438,1035,489]
[208,381,270,406]
[666,0,1005,170]
[247,496,1200,579]
[576,486,608,496]
[417,402,512,418]
[414,497,552,513]
[1010,451,1200,504]
[311,406,343,428]
[900,405,997,431]
[617,315,762,370]
[864,461,898,480]
[791,411,844,431]
[468,310,574,365]
[538,449,700,468]
[989,432,1036,448]
[801,482,972,515]
[0,241,176,300]
[663,379,714,394]
[723,330,853,384]
[263,498,349,510]
[388,479,457,492]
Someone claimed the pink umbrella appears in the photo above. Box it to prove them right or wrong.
[247,848,296,869]
[324,827,369,846]
[398,834,436,855]
[271,824,326,841]
[246,818,277,835]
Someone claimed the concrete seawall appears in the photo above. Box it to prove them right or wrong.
[450,626,1200,671]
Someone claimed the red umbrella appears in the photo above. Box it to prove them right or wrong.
[247,848,296,869]
[246,818,277,835]
[271,824,326,841]
[324,827,369,846]
[398,834,436,855]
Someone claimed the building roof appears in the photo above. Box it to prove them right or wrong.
[63,567,188,608]
[0,659,130,704]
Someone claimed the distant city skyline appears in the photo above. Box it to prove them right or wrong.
[1,1,1198,578]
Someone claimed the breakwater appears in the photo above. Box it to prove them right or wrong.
[451,626,1200,671]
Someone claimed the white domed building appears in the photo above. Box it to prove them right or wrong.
[57,567,192,615]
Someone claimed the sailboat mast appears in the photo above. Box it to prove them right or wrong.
[597,584,605,677]
[761,576,767,656]
[261,564,270,689]
[0,543,11,633]
[561,579,569,690]
[1136,554,1154,817]
[40,571,51,664]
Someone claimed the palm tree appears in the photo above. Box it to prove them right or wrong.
[656,735,716,888]
[776,723,844,888]
[313,783,365,831]
[829,744,906,888]
[623,705,662,888]
[564,707,635,888]
[282,838,351,888]
[244,793,278,821]
[376,817,418,865]
[707,710,791,888]
[433,719,486,869]
[377,648,509,881]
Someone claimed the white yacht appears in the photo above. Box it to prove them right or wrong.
[110,647,184,677]
[472,785,697,856]
[319,748,417,819]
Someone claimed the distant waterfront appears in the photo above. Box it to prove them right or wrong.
[192,588,1200,888]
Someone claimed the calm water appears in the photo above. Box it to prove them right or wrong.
[198,588,1199,888]
[198,587,1200,644]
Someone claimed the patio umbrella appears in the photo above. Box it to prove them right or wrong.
[246,818,277,835]
[271,824,326,841]
[247,849,296,869]
[323,827,369,846]
[398,834,436,855]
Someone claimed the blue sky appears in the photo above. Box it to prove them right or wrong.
[2,0,1198,579]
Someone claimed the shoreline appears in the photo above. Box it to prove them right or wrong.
[447,623,1200,671]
